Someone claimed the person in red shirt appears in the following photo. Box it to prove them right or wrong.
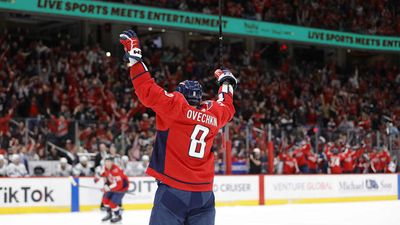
[369,149,383,173]
[293,142,310,173]
[119,30,237,225]
[328,147,343,174]
[356,154,369,174]
[307,150,319,174]
[100,157,129,223]
[378,147,391,173]
[0,109,13,136]
[340,146,356,173]
[282,151,299,174]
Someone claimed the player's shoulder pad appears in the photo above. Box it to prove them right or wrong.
[200,100,214,110]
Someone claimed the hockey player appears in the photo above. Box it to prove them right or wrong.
[293,141,310,173]
[307,150,319,174]
[100,157,129,223]
[369,148,383,173]
[119,29,236,225]
[378,147,391,173]
[282,151,300,174]
[327,147,343,174]
[73,156,93,176]
[55,157,72,176]
[6,154,28,177]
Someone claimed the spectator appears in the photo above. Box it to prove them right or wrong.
[0,23,399,175]
[94,160,104,178]
[73,156,93,176]
[127,0,400,36]
[6,154,28,177]
[109,145,122,166]
[55,157,72,177]
[0,154,7,176]
[249,148,262,174]
[94,143,108,169]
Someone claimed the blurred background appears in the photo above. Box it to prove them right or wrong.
[1,0,400,178]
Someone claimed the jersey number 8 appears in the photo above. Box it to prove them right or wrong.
[188,125,210,159]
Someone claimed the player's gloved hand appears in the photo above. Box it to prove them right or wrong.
[103,185,111,192]
[94,175,101,183]
[214,69,237,89]
[119,29,142,66]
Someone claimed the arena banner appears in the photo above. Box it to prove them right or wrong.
[79,176,158,211]
[264,174,398,205]
[0,175,399,214]
[213,175,259,206]
[1,0,400,51]
[79,175,259,210]
[0,178,71,214]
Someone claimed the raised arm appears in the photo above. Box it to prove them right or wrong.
[119,30,184,119]
[208,69,237,127]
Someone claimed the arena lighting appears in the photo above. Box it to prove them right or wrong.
[148,27,153,31]
[105,52,111,57]
[280,44,288,52]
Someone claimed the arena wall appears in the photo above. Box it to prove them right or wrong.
[0,174,398,214]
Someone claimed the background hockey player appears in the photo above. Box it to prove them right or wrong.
[119,29,237,225]
[6,154,28,177]
[55,157,72,176]
[72,156,93,176]
[100,156,129,223]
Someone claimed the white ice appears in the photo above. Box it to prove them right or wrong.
[1,201,399,225]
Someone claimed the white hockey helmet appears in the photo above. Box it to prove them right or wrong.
[80,156,88,163]
[122,155,129,163]
[60,157,68,164]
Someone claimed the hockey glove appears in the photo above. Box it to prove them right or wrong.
[119,29,142,66]
[103,185,111,192]
[214,69,237,89]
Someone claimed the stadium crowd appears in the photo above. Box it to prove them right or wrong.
[121,0,400,36]
[0,23,399,177]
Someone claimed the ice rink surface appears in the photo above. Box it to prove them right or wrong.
[1,201,399,225]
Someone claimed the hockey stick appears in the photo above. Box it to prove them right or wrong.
[218,0,223,68]
[68,176,135,195]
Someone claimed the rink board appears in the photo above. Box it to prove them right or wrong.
[78,175,259,211]
[0,174,399,214]
[0,177,72,214]
[263,174,398,205]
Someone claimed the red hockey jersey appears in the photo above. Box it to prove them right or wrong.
[101,164,129,192]
[130,62,235,192]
